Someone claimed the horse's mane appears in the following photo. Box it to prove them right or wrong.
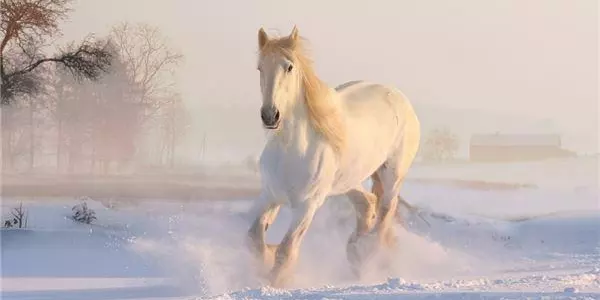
[259,34,345,154]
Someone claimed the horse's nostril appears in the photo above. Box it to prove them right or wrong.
[261,107,279,127]
[261,110,267,122]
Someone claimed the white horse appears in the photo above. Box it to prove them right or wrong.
[247,26,421,287]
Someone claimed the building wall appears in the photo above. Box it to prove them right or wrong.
[469,145,572,162]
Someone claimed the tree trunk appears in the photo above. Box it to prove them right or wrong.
[28,98,34,172]
[201,133,207,162]
[67,149,74,174]
[90,134,96,174]
[55,92,64,173]
[1,107,13,172]
[169,98,175,169]
[57,119,63,172]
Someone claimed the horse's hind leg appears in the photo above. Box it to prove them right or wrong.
[374,164,408,251]
[345,186,378,277]
[371,172,397,249]
[247,201,281,276]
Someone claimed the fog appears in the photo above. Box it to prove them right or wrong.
[45,0,595,164]
[1,1,598,296]
[2,0,597,174]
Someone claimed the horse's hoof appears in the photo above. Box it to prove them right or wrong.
[346,233,379,277]
[268,273,292,288]
[247,244,280,281]
[349,262,364,280]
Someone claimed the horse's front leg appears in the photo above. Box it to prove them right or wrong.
[247,200,281,277]
[268,200,322,287]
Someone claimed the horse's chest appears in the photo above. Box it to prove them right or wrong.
[264,156,305,184]
[259,143,334,201]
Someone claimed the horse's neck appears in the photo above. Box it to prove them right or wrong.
[274,97,312,153]
[275,88,342,155]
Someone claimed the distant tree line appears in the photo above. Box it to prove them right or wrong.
[1,0,190,173]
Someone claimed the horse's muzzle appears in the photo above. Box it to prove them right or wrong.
[261,106,280,129]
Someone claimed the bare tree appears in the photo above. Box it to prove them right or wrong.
[109,22,183,122]
[421,128,460,162]
[108,22,184,166]
[3,202,28,228]
[1,0,113,173]
[44,65,70,171]
[1,100,30,169]
[90,55,142,174]
[159,92,190,168]
[44,65,93,173]
[0,0,113,104]
[45,52,141,174]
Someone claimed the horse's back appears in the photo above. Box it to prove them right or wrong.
[329,80,420,194]
[335,80,416,130]
[335,80,365,92]
[336,80,412,106]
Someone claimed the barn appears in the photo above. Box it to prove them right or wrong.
[469,133,573,162]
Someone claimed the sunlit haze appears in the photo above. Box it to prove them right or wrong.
[53,0,598,163]
[2,1,600,297]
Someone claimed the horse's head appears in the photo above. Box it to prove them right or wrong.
[256,26,302,130]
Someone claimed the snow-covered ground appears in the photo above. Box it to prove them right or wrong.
[1,157,599,299]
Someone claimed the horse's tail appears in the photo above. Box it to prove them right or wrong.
[396,195,430,227]
[370,172,432,227]
[398,195,416,212]
[398,195,460,227]
[371,173,413,212]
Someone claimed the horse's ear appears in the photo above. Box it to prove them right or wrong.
[289,25,299,42]
[258,27,268,49]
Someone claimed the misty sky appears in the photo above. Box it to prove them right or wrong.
[57,0,598,162]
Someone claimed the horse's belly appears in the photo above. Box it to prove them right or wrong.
[330,171,371,195]
[330,152,388,195]
[330,124,399,195]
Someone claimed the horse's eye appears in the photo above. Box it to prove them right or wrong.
[286,64,293,73]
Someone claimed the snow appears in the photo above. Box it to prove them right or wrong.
[1,157,599,300]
